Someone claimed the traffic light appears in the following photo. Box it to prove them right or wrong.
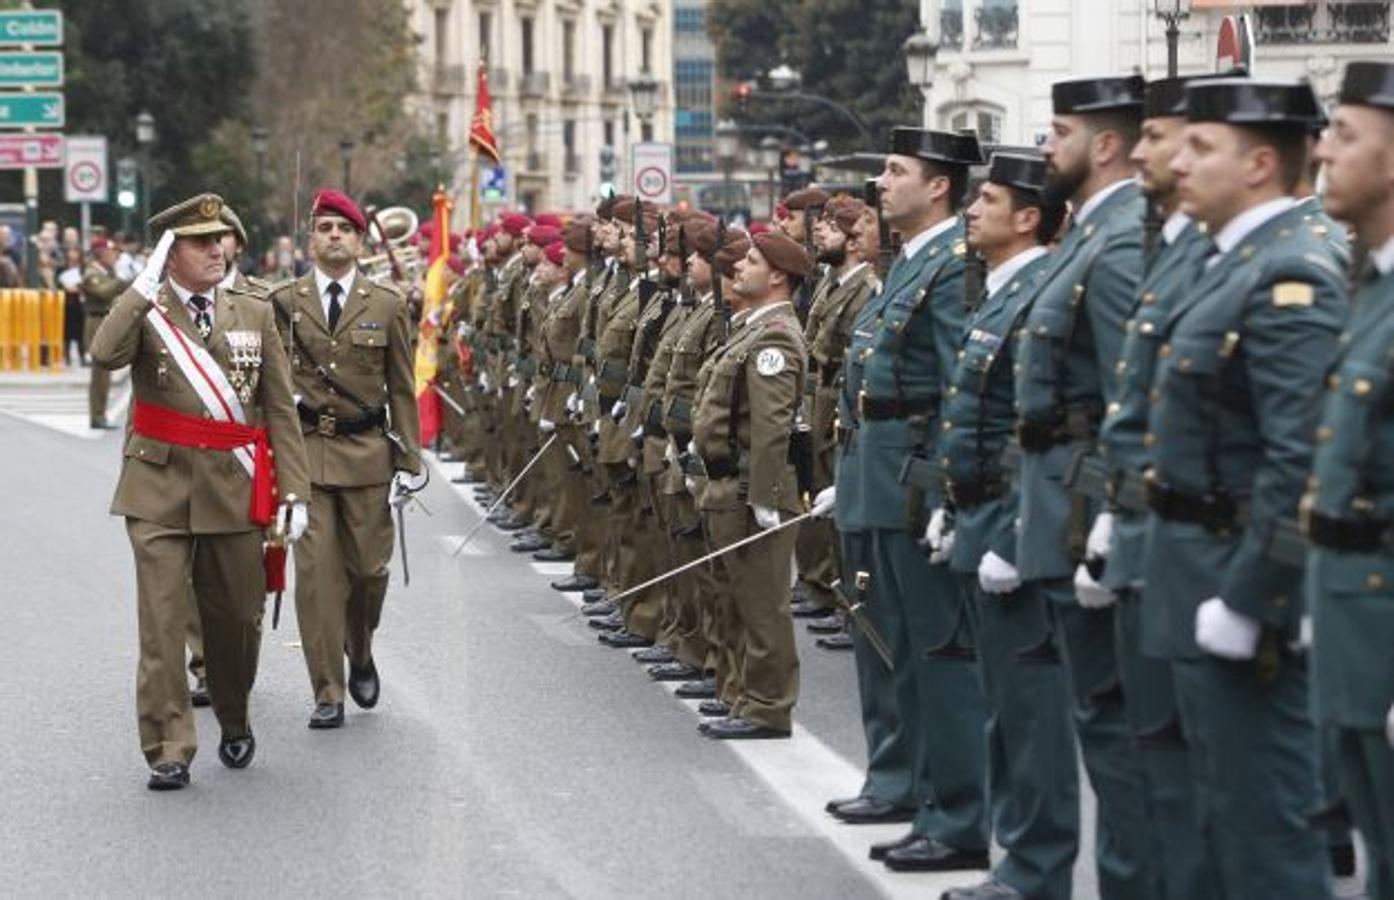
[116,156,138,209]
[734,81,753,110]
[598,144,616,183]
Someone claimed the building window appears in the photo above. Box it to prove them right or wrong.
[434,7,449,63]
[1254,1,1390,45]
[945,105,1002,144]
[478,12,492,63]
[604,119,615,147]
[521,17,535,75]
[437,112,449,149]
[563,120,578,173]
[941,0,963,49]
[602,24,615,87]
[562,20,576,83]
[641,26,653,73]
[526,113,539,155]
[675,7,705,33]
[641,122,654,142]
[973,0,1018,51]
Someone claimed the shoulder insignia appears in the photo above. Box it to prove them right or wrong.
[1272,282,1315,308]
[953,240,966,257]
[755,347,786,376]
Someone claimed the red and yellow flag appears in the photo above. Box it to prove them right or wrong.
[469,65,501,164]
[414,187,452,447]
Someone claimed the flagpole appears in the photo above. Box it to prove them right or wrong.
[468,145,481,230]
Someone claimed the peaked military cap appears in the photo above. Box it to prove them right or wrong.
[986,152,1048,194]
[1185,78,1326,128]
[1052,74,1147,115]
[219,205,248,247]
[148,193,233,238]
[1338,61,1394,111]
[1145,76,1199,119]
[889,127,985,167]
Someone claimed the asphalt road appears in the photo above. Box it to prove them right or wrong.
[0,407,1108,899]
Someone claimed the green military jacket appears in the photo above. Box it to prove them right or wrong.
[80,262,130,318]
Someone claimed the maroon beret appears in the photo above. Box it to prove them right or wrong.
[534,213,564,230]
[526,225,562,247]
[311,188,366,232]
[544,241,566,267]
[753,232,814,278]
[824,194,870,236]
[500,213,533,237]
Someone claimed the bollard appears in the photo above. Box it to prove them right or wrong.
[0,289,10,371]
[25,289,40,372]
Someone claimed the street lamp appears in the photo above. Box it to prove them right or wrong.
[716,119,741,220]
[629,74,659,142]
[768,64,800,92]
[1154,0,1191,78]
[759,135,781,220]
[250,126,269,251]
[904,31,938,126]
[135,110,156,241]
[339,137,355,193]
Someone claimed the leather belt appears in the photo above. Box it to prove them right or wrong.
[1017,403,1100,453]
[550,362,580,385]
[666,396,692,427]
[297,403,386,437]
[948,477,1006,510]
[819,362,842,388]
[1144,475,1243,534]
[1305,509,1391,554]
[597,358,628,392]
[643,401,666,438]
[859,394,935,421]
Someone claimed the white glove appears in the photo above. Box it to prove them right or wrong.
[686,439,698,457]
[479,371,492,393]
[751,504,780,529]
[279,500,309,542]
[924,507,954,564]
[684,476,697,493]
[1086,512,1114,561]
[525,385,536,403]
[132,230,175,300]
[630,425,644,440]
[1074,562,1118,609]
[1195,597,1261,660]
[610,399,627,421]
[565,391,579,415]
[664,441,679,464]
[389,471,419,510]
[538,418,556,434]
[1386,703,1394,749]
[811,485,837,518]
[507,375,520,389]
[978,551,1021,595]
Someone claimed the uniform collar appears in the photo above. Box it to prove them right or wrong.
[1162,211,1192,246]
[837,261,870,286]
[168,277,213,305]
[1372,234,1394,276]
[313,266,356,299]
[986,246,1049,299]
[746,300,792,325]
[901,215,958,260]
[1074,177,1134,225]
[1214,196,1298,257]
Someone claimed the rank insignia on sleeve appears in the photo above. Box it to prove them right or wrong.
[1272,282,1315,308]
[755,348,786,376]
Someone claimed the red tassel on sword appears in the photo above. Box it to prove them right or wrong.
[263,504,291,628]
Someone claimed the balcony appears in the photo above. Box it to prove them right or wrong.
[432,63,467,95]
[601,77,628,104]
[940,9,964,50]
[521,71,550,97]
[561,73,592,101]
[972,6,1018,50]
[1254,1,1390,44]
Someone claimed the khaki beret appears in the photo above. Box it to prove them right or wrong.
[713,228,752,279]
[565,217,593,254]
[753,232,814,278]
[149,193,233,239]
[782,188,830,212]
[824,194,869,236]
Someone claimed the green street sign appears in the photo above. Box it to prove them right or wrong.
[0,11,62,47]
[0,92,63,128]
[0,52,62,87]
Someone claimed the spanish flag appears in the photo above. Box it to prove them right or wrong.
[413,187,451,447]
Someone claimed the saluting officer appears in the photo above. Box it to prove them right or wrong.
[1306,62,1394,899]
[932,153,1077,900]
[90,194,310,790]
[1012,74,1156,897]
[815,127,990,874]
[1144,78,1348,896]
[268,189,422,730]
[691,231,810,739]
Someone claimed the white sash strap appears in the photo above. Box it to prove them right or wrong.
[146,297,255,478]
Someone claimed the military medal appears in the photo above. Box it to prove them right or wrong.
[225,330,262,404]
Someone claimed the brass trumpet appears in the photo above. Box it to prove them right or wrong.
[361,205,421,282]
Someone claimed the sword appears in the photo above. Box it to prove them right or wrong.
[605,510,814,607]
[450,433,559,557]
[833,571,894,672]
[432,382,466,416]
[397,503,410,587]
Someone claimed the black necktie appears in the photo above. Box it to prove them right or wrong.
[327,281,343,332]
[190,294,212,341]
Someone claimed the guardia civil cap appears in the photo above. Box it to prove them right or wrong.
[1338,61,1394,111]
[986,152,1048,194]
[889,127,985,167]
[148,193,234,239]
[1052,75,1147,115]
[1144,76,1199,119]
[1185,78,1326,128]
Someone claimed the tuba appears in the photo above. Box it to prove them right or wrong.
[361,205,422,282]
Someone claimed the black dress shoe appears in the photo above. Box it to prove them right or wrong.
[552,574,600,592]
[190,677,211,708]
[697,699,731,717]
[510,535,549,553]
[702,716,790,740]
[806,612,846,634]
[883,837,989,873]
[90,419,119,430]
[599,630,653,649]
[791,598,835,618]
[308,702,344,729]
[588,612,624,631]
[631,645,675,663]
[217,733,256,769]
[830,797,917,825]
[532,546,576,563]
[674,678,717,699]
[147,761,190,791]
[648,661,702,682]
[825,795,864,814]
[816,632,855,651]
[494,518,529,532]
[941,878,1026,900]
[1330,842,1357,878]
[348,658,380,709]
[581,587,608,603]
[581,599,617,617]
[870,831,918,861]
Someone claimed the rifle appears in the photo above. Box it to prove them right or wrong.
[713,216,730,342]
[795,204,816,320]
[865,177,896,279]
[634,197,657,306]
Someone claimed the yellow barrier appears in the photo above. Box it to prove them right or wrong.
[0,289,65,373]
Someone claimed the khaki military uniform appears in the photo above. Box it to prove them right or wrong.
[538,270,596,566]
[268,270,421,706]
[91,281,310,766]
[693,301,807,730]
[80,262,129,424]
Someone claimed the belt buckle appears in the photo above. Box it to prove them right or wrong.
[317,413,338,437]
